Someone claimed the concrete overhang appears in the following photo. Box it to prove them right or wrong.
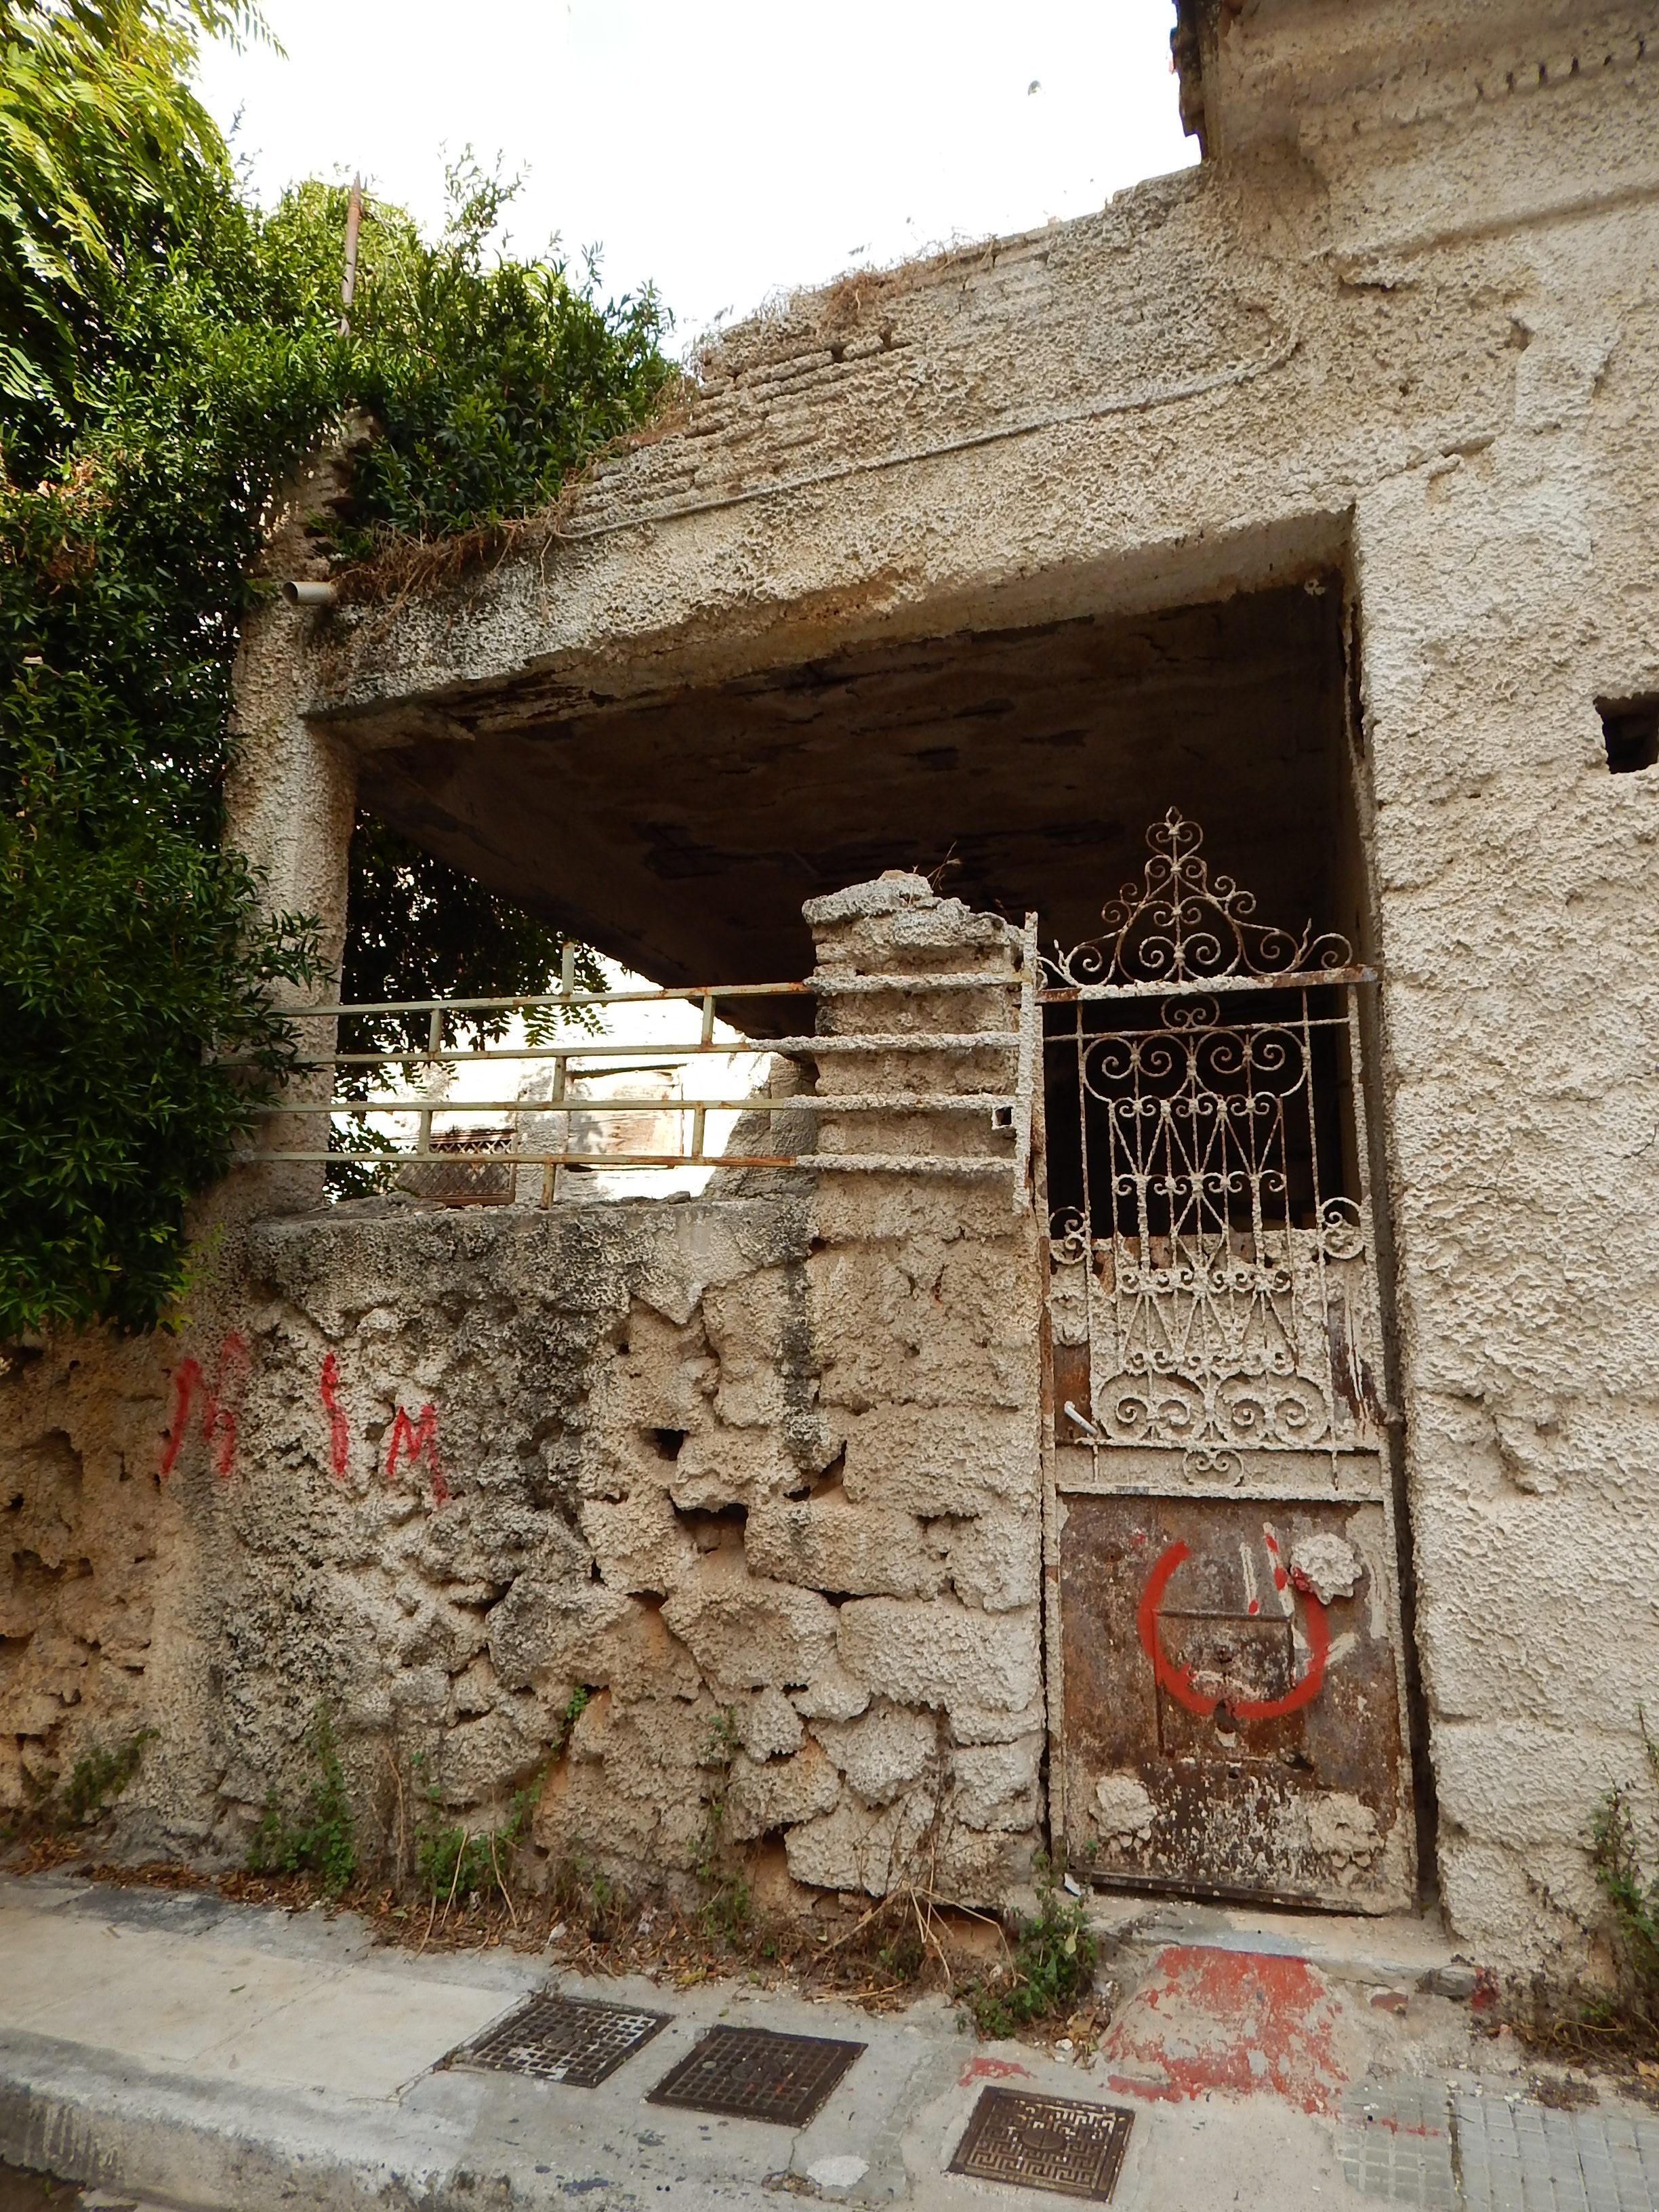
[316,577,1349,1015]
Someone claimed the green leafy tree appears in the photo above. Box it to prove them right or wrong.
[0,0,255,455]
[342,812,605,1058]
[1,3,673,1338]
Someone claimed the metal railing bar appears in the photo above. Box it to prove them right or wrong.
[258,1032,1021,1071]
[1038,964,1377,1003]
[276,972,1023,1020]
[809,972,1024,994]
[263,1090,1017,1116]
[1012,912,1038,1213]
[298,982,813,1017]
[236,1149,1016,1175]
[1038,1012,1358,1036]
[691,991,715,1164]
[416,1003,442,1157]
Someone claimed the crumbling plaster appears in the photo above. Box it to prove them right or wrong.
[302,15,1656,723]
[4,0,1658,1981]
[296,3,1658,1978]
[2,885,1044,1910]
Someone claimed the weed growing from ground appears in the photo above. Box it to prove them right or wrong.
[248,1704,356,1896]
[1508,1708,1659,2071]
[63,1729,158,1826]
[415,1775,535,1911]
[960,1866,1097,2039]
[549,1853,634,1946]
[405,1689,592,1914]
[0,1726,158,1846]
[695,1707,750,1944]
[1591,1709,1659,2020]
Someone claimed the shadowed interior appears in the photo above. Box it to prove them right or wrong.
[340,579,1350,1021]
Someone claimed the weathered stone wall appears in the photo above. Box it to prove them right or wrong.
[243,1,1659,1979]
[1,883,1044,1908]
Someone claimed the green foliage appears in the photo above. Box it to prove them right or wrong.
[1,4,672,1336]
[61,1725,157,1824]
[331,158,674,544]
[5,749,325,1328]
[249,1702,356,1896]
[0,1721,157,1843]
[407,1690,586,1908]
[0,0,261,456]
[695,1705,750,1943]
[329,811,605,1199]
[550,1850,630,1943]
[1591,1708,1659,2019]
[962,1869,1097,2039]
[340,811,605,1061]
[413,1752,535,1908]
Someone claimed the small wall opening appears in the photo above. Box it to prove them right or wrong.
[1598,695,1659,774]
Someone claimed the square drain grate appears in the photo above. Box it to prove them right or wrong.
[646,2026,865,2126]
[456,1991,670,2088]
[949,2087,1134,2202]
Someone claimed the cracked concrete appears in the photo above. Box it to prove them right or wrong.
[3,1872,1654,2212]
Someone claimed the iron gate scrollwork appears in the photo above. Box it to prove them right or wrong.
[1039,812,1414,1912]
[1042,810,1382,1481]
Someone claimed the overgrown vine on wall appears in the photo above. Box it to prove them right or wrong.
[1,1,675,1339]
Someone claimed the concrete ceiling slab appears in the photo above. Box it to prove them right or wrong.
[348,579,1348,1017]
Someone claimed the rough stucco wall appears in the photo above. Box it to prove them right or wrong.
[1353,213,1659,1973]
[222,438,365,1215]
[1,884,1043,1910]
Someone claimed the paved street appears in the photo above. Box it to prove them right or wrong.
[2,1873,1655,2211]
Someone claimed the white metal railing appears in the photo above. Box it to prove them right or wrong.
[238,931,1040,1210]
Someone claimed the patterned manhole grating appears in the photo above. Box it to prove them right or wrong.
[455,1992,670,2087]
[949,2087,1135,2202]
[646,2026,865,2126]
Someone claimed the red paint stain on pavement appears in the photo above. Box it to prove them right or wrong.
[958,2056,1033,2087]
[1100,1946,1348,2114]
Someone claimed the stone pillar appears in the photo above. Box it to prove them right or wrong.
[221,450,361,1214]
[791,872,1048,1901]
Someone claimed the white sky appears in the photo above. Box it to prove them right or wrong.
[195,1,1195,350]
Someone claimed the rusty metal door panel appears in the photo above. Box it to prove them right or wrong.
[1037,813,1415,1912]
[1057,1490,1410,1908]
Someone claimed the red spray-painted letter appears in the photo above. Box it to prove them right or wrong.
[386,1403,446,1507]
[319,1352,350,1479]
[159,1334,249,1479]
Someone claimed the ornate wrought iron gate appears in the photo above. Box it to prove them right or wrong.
[1038,813,1414,1910]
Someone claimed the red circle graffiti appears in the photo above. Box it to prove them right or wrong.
[1136,1538,1329,1722]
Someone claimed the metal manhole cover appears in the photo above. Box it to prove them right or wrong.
[646,2026,865,2126]
[949,2087,1134,2201]
[455,1992,670,2087]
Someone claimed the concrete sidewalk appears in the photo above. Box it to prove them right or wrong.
[3,1872,1657,2212]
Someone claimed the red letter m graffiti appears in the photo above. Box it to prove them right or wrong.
[386,1404,446,1507]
